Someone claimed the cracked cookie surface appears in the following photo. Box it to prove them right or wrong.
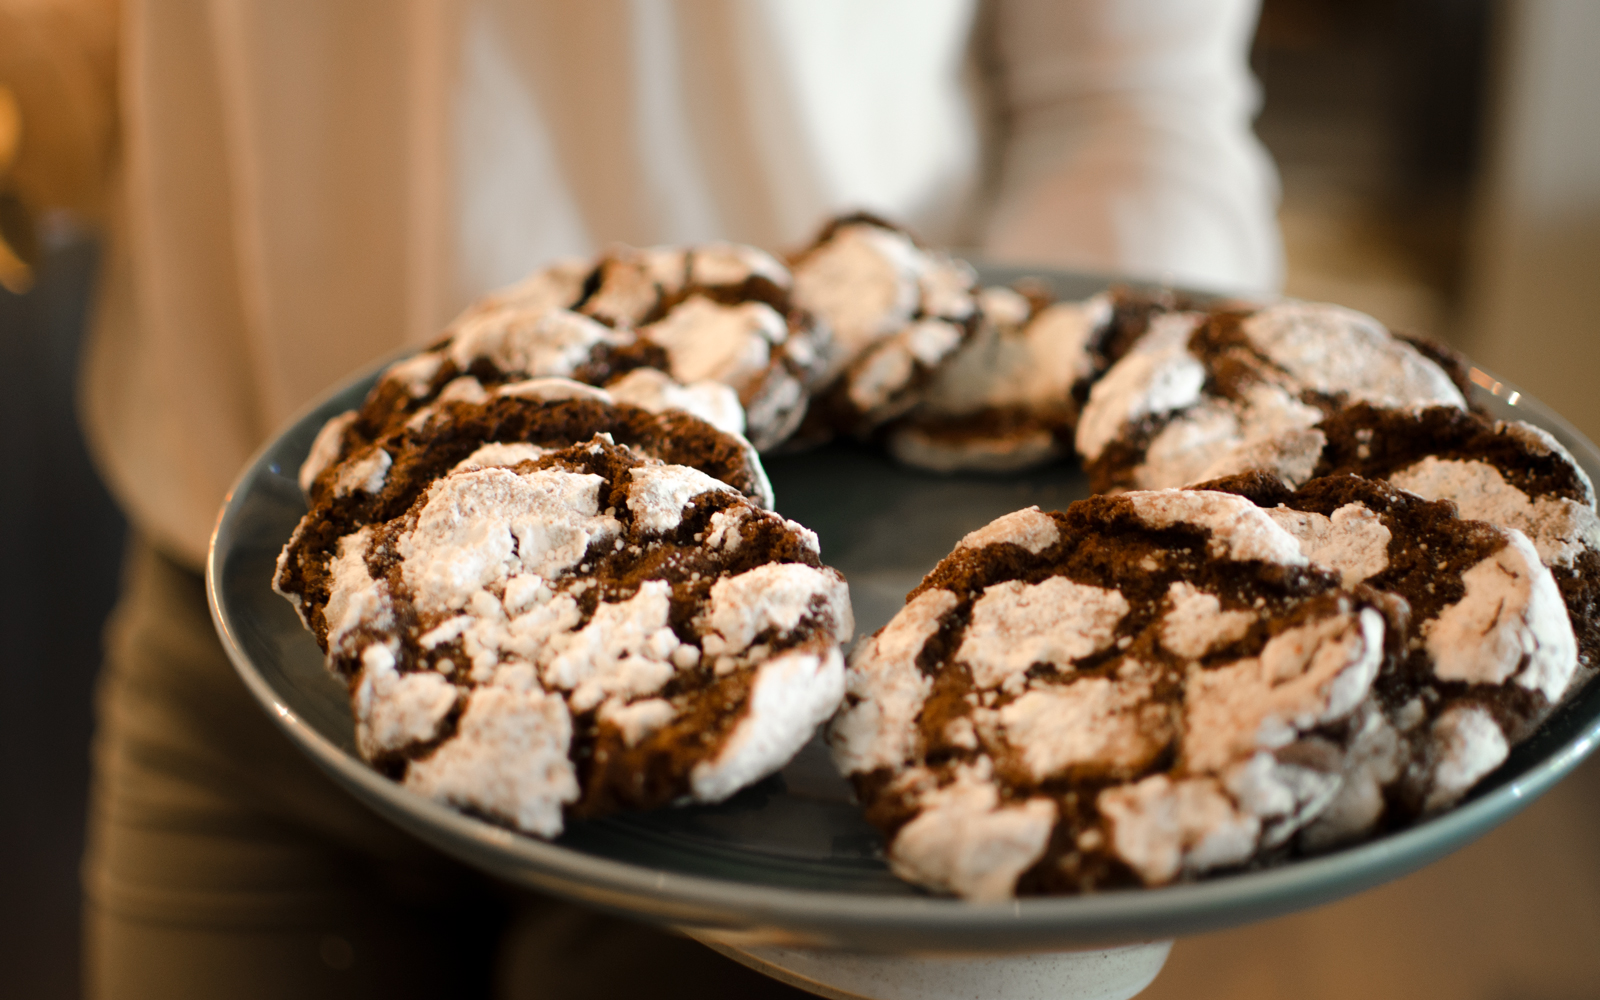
[829,492,1392,899]
[276,397,852,836]
[1075,300,1467,495]
[1197,471,1578,842]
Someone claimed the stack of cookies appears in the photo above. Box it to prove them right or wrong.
[274,213,1597,900]
[831,266,1597,899]
[276,386,851,836]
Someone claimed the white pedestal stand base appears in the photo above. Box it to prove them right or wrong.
[687,935,1173,1000]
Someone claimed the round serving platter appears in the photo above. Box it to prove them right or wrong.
[208,269,1600,954]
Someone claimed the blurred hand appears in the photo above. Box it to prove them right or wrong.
[0,83,34,293]
[0,0,120,294]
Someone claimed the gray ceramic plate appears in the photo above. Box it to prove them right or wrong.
[207,269,1600,954]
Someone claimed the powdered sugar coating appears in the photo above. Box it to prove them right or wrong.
[452,442,550,473]
[739,368,809,452]
[1266,502,1392,587]
[1138,383,1324,491]
[472,258,589,317]
[333,446,392,498]
[1390,456,1600,568]
[978,285,1033,331]
[998,678,1164,779]
[639,246,689,298]
[604,367,746,438]
[541,581,682,712]
[957,577,1130,691]
[353,643,456,757]
[1301,704,1404,848]
[331,244,810,460]
[322,526,391,652]
[1240,302,1466,409]
[511,240,821,452]
[1183,607,1385,773]
[403,665,579,838]
[1224,750,1343,849]
[1159,582,1257,658]
[381,353,448,399]
[582,252,670,327]
[955,506,1060,555]
[787,217,983,437]
[1076,313,1207,462]
[690,646,846,802]
[635,294,813,450]
[1124,490,1308,566]
[1134,402,1239,489]
[397,468,620,616]
[436,376,489,406]
[699,563,854,660]
[917,254,979,322]
[448,307,628,378]
[845,320,965,416]
[835,490,1406,898]
[830,589,958,775]
[886,292,1113,474]
[495,376,615,404]
[922,294,1110,418]
[1202,471,1589,831]
[792,223,922,371]
[887,758,1058,902]
[1098,775,1259,885]
[1193,427,1328,489]
[300,410,359,493]
[688,242,791,290]
[457,590,583,683]
[1006,299,1104,392]
[643,296,786,388]
[625,464,735,535]
[1425,530,1577,701]
[1424,705,1510,811]
[599,698,677,748]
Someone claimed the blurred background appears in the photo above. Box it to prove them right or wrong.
[2,1,1598,997]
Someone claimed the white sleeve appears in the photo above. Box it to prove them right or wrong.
[979,0,1283,294]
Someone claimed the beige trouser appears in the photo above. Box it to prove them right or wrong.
[82,541,808,999]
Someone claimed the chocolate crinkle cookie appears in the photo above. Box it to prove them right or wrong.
[295,377,773,516]
[883,286,1111,473]
[313,240,833,467]
[788,213,980,436]
[1196,472,1579,842]
[883,285,1203,474]
[1094,285,1218,366]
[1075,299,1468,495]
[347,261,742,448]
[1307,403,1600,687]
[829,493,1396,900]
[274,399,853,837]
[587,241,835,450]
